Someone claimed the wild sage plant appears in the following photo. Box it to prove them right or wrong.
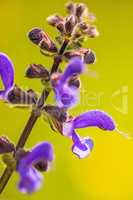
[0,2,122,194]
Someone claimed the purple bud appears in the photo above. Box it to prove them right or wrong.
[78,22,89,32]
[66,2,75,14]
[28,28,57,52]
[0,136,15,154]
[7,85,37,105]
[25,64,50,80]
[28,28,43,45]
[87,26,99,38]
[44,105,67,123]
[65,15,76,34]
[84,50,96,64]
[76,3,86,18]
[56,22,65,34]
[47,15,64,26]
[64,50,82,60]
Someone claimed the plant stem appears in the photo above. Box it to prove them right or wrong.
[0,38,69,194]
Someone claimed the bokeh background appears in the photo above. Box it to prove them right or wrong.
[0,0,133,200]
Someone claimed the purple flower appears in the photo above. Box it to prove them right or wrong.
[17,142,54,194]
[63,110,115,159]
[0,52,14,99]
[72,130,94,159]
[52,57,84,108]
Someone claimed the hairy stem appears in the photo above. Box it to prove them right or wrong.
[0,38,69,194]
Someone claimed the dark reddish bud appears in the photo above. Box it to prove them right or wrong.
[28,28,57,52]
[47,15,64,26]
[56,22,65,34]
[64,50,82,60]
[65,15,76,34]
[0,136,15,154]
[47,15,65,34]
[28,28,43,45]
[66,2,75,14]
[84,50,96,64]
[87,26,99,38]
[78,22,88,32]
[25,64,50,80]
[76,3,86,18]
[44,105,67,123]
[64,48,96,64]
[34,160,48,172]
[7,85,37,105]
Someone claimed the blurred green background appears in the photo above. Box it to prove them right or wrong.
[0,0,133,200]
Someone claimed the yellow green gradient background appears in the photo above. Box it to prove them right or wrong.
[0,0,133,200]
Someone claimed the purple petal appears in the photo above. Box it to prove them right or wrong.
[23,142,54,165]
[72,131,94,159]
[63,121,73,137]
[73,110,115,131]
[59,57,84,85]
[0,52,14,99]
[55,84,79,108]
[18,168,42,194]
[17,142,54,193]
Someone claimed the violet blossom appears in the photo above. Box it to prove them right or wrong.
[52,57,84,108]
[0,53,14,99]
[17,142,54,193]
[62,110,115,159]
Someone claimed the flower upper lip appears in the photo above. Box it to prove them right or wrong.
[0,52,14,99]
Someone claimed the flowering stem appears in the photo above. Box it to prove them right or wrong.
[0,38,69,194]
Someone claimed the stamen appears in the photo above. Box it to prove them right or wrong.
[115,128,131,140]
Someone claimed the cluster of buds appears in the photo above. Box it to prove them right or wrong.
[28,2,98,64]
[0,1,124,196]
[28,28,58,55]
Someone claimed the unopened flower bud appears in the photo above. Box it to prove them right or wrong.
[66,2,75,14]
[44,105,67,123]
[64,50,82,60]
[76,3,86,18]
[78,22,88,32]
[7,85,37,105]
[56,22,65,34]
[65,15,76,34]
[28,28,57,52]
[28,28,43,45]
[25,64,50,80]
[27,89,38,100]
[47,15,63,26]
[47,15,65,34]
[84,50,96,64]
[64,48,96,64]
[87,26,99,38]
[0,136,15,154]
